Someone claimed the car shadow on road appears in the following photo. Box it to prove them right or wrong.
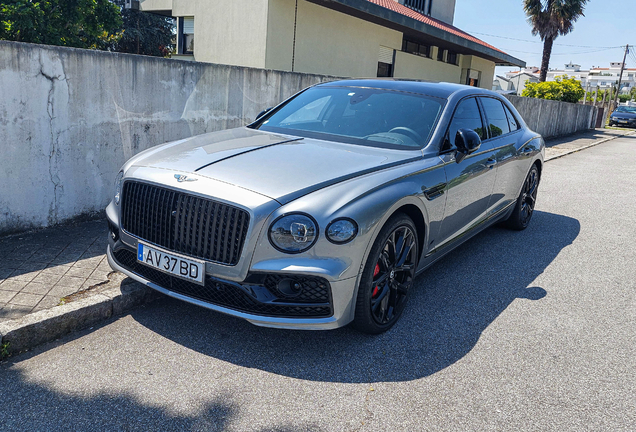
[132,210,580,383]
[0,364,317,432]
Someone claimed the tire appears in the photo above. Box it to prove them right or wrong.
[505,164,540,231]
[352,213,419,334]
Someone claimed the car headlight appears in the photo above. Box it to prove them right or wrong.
[268,213,318,253]
[326,218,358,244]
[114,171,124,205]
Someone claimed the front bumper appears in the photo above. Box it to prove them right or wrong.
[106,242,358,330]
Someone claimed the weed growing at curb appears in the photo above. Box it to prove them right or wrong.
[1,342,10,360]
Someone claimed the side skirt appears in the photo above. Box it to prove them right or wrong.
[415,202,515,276]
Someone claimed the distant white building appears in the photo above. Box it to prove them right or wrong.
[494,62,636,96]
[492,67,539,95]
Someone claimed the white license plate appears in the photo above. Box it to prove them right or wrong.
[619,120,629,123]
[137,242,205,285]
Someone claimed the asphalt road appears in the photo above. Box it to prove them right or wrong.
[2,136,635,431]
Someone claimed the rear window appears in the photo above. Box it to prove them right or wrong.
[480,97,511,138]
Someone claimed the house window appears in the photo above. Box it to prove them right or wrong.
[437,49,446,62]
[402,38,430,58]
[405,0,432,15]
[178,17,194,55]
[377,62,393,77]
[377,46,394,77]
[447,51,459,66]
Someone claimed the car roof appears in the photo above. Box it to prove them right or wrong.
[316,79,495,99]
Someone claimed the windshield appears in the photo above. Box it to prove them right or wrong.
[616,106,636,113]
[255,86,444,149]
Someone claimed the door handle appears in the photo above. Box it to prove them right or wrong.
[422,183,447,200]
[486,158,497,169]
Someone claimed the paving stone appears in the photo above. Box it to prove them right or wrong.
[48,284,82,299]
[80,278,108,290]
[0,278,28,292]
[73,256,104,269]
[1,259,26,269]
[31,271,64,285]
[43,264,72,275]
[89,268,112,281]
[50,252,84,263]
[22,282,53,296]
[55,275,86,288]
[34,295,60,310]
[64,266,95,278]
[17,261,49,272]
[0,268,14,279]
[9,292,43,307]
[6,270,40,282]
[29,250,62,262]
[0,304,32,320]
[0,290,17,303]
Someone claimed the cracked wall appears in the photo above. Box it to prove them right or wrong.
[0,41,334,234]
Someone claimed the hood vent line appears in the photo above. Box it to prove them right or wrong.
[194,137,304,172]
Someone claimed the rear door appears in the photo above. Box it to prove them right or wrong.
[478,97,524,214]
[435,97,499,248]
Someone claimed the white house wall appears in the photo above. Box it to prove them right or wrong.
[266,0,403,77]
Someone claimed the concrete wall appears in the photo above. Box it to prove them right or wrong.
[504,95,599,139]
[430,0,457,25]
[0,41,334,234]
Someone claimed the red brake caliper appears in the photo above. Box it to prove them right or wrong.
[372,263,380,297]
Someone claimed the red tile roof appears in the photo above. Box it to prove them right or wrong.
[366,0,507,55]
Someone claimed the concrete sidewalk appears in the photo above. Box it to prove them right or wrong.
[545,128,634,160]
[0,126,633,356]
[0,220,110,321]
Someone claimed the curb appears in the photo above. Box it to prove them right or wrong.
[0,277,157,358]
[546,130,636,162]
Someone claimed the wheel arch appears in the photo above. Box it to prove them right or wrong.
[392,203,426,262]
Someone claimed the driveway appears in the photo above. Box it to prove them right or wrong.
[1,136,635,431]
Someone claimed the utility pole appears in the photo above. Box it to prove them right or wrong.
[613,44,629,107]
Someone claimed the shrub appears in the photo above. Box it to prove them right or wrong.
[522,75,585,103]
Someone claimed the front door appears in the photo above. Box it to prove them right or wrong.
[435,97,498,248]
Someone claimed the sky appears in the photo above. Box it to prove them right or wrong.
[453,0,636,75]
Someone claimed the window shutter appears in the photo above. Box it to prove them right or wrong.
[378,46,394,65]
[183,17,195,34]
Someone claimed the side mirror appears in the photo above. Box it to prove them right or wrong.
[256,107,273,121]
[454,128,482,163]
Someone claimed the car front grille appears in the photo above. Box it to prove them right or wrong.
[121,181,250,266]
[113,248,333,318]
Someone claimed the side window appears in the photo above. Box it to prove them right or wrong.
[503,105,520,131]
[445,98,485,150]
[480,97,511,138]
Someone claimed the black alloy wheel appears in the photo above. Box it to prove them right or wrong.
[506,164,540,230]
[353,214,418,334]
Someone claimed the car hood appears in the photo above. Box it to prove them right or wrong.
[611,111,636,119]
[131,127,422,204]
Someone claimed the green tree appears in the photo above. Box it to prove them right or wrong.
[0,0,122,49]
[522,75,585,103]
[110,0,174,56]
[524,0,589,82]
[618,94,632,103]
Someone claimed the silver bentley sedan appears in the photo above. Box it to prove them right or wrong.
[106,80,544,334]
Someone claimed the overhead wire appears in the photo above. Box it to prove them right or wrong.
[464,30,623,49]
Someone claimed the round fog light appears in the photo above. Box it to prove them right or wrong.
[326,218,358,244]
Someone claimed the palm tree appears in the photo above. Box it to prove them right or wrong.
[524,0,589,82]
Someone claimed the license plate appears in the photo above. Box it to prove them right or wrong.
[619,120,629,123]
[137,242,205,285]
